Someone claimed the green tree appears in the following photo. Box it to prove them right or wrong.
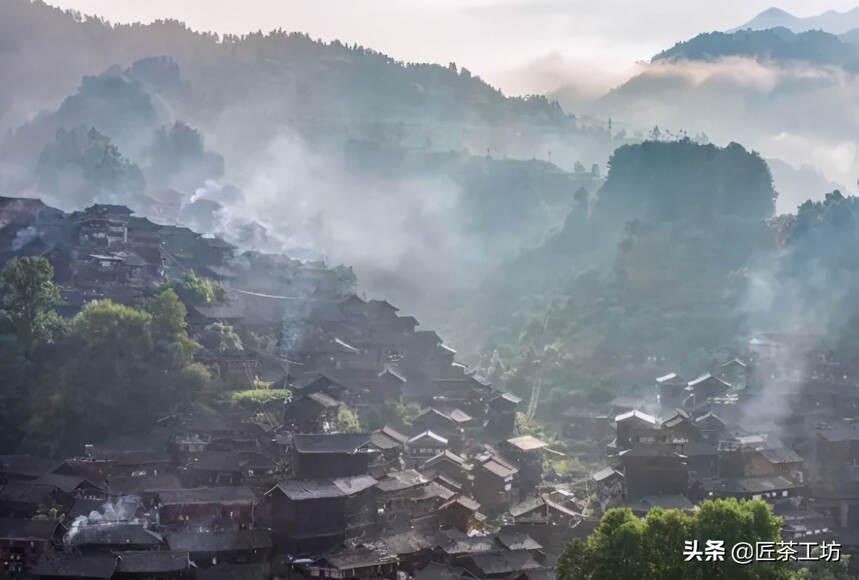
[145,286,198,364]
[175,270,226,305]
[337,404,362,433]
[643,508,694,580]
[586,508,646,579]
[200,322,243,355]
[556,499,790,580]
[556,539,593,580]
[0,256,63,352]
[795,548,850,579]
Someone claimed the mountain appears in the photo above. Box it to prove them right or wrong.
[652,27,859,66]
[462,140,778,414]
[0,0,575,133]
[730,6,859,35]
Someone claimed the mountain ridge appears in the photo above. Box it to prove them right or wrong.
[730,5,859,34]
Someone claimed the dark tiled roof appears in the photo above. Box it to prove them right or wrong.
[69,524,163,548]
[495,531,542,551]
[375,470,427,493]
[115,551,190,574]
[32,552,117,578]
[34,473,102,493]
[166,530,271,552]
[481,457,518,479]
[186,452,243,472]
[0,454,61,478]
[0,518,60,541]
[196,564,266,580]
[467,551,542,575]
[413,563,472,579]
[703,476,800,494]
[759,447,803,464]
[439,495,480,512]
[268,475,377,501]
[323,547,396,569]
[364,529,445,555]
[158,487,256,506]
[441,529,496,555]
[0,482,57,505]
[591,467,622,482]
[108,474,184,495]
[292,433,373,454]
[627,494,695,512]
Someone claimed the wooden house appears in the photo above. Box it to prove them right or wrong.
[290,434,378,479]
[156,487,256,530]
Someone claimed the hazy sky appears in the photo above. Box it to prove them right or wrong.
[47,0,859,95]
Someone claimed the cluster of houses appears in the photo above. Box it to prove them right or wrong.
[0,196,356,322]
[8,196,859,577]
[570,334,859,574]
[0,197,569,579]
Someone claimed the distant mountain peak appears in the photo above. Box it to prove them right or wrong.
[730,5,859,34]
[758,7,794,17]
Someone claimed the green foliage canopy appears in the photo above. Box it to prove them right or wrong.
[557,499,794,580]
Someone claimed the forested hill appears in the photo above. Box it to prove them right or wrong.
[478,139,776,306]
[652,27,859,66]
[0,0,568,131]
[466,139,785,419]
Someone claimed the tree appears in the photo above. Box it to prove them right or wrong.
[0,256,64,353]
[200,322,243,355]
[146,286,187,341]
[556,499,790,580]
[795,548,850,579]
[556,539,592,580]
[174,270,226,305]
[337,404,362,433]
[145,286,198,364]
[37,127,145,207]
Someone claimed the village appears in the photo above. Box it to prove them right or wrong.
[2,196,859,579]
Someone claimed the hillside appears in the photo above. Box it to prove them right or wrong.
[652,27,859,66]
[0,0,569,133]
[466,140,783,421]
[0,0,618,337]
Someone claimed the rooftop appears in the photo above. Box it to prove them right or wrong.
[158,487,256,506]
[495,531,542,551]
[591,467,623,482]
[408,431,449,446]
[615,409,657,424]
[292,433,373,454]
[467,551,542,575]
[758,447,803,464]
[166,530,271,552]
[375,470,427,493]
[0,517,59,541]
[115,551,190,574]
[321,547,396,570]
[704,475,800,494]
[628,494,695,512]
[481,457,518,479]
[69,524,163,547]
[506,435,548,452]
[269,475,377,500]
[421,449,469,469]
[32,552,116,579]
